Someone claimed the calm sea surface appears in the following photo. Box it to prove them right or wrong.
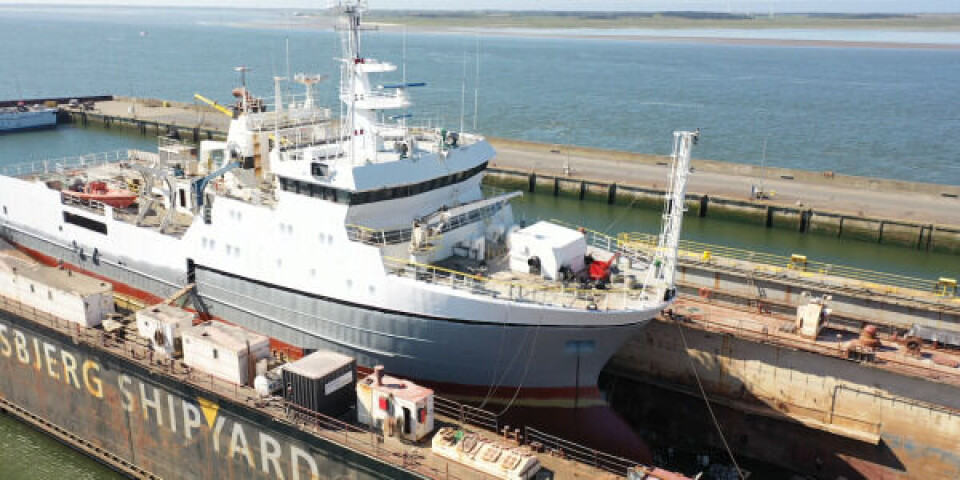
[1,6,959,185]
[0,6,959,477]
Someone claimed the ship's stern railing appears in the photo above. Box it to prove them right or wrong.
[0,150,131,178]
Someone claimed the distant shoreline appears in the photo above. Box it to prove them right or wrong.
[229,21,960,50]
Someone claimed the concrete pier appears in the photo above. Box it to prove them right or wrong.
[485,139,960,253]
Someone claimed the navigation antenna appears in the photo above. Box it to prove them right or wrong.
[644,129,699,303]
[235,66,251,112]
[473,36,481,132]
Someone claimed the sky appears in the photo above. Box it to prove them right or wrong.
[0,1,957,14]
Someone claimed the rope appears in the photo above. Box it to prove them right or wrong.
[478,313,509,409]
[600,189,642,235]
[495,320,542,417]
[675,321,744,480]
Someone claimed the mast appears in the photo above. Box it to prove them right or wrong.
[644,129,699,302]
[334,1,412,165]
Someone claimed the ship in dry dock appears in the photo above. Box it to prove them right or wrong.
[0,231,689,479]
[0,1,701,457]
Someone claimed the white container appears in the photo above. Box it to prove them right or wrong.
[508,221,586,281]
[182,322,270,386]
[135,303,196,357]
[0,253,113,328]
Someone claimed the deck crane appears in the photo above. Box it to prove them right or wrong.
[193,93,235,118]
[644,129,700,302]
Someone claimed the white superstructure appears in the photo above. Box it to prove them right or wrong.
[0,2,698,409]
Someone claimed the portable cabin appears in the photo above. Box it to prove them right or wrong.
[182,321,270,385]
[508,221,586,281]
[135,303,196,357]
[0,254,113,327]
[356,366,434,442]
[281,351,356,416]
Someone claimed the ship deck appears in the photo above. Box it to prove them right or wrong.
[8,150,277,239]
[388,244,660,313]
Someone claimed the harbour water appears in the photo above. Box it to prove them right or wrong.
[0,412,123,480]
[1,5,958,477]
[0,6,959,185]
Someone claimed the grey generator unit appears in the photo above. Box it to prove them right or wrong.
[282,351,357,417]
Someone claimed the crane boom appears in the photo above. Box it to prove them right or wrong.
[193,93,235,118]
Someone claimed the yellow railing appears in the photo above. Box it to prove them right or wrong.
[616,231,944,295]
[546,220,957,299]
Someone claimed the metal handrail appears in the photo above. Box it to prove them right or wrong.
[619,232,944,295]
[382,256,647,310]
[0,150,130,178]
[524,426,638,476]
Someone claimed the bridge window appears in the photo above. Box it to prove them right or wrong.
[276,161,487,207]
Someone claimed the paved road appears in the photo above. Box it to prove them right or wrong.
[491,144,960,227]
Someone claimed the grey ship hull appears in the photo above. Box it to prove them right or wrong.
[1,224,648,404]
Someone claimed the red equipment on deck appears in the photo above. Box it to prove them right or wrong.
[588,253,620,281]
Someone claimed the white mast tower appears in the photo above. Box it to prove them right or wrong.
[645,129,699,303]
[336,1,411,165]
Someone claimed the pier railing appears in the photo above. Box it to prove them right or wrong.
[551,220,949,297]
[0,150,130,178]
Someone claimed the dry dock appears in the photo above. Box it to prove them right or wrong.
[51,95,960,253]
[605,300,960,479]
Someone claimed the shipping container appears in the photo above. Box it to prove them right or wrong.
[282,351,356,417]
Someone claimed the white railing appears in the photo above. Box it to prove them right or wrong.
[1,150,131,178]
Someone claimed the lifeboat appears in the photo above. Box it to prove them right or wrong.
[64,180,138,209]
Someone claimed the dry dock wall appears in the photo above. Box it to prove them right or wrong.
[673,263,960,332]
[606,320,960,479]
[0,310,421,480]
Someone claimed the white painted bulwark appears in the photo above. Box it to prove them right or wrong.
[0,253,113,328]
[135,303,196,356]
[181,322,270,386]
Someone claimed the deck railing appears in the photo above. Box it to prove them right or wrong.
[0,150,130,178]
[382,256,648,311]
